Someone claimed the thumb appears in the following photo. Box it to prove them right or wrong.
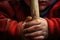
[25,16,32,22]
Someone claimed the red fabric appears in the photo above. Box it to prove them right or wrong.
[0,1,24,36]
[7,19,18,35]
[0,0,60,40]
[46,1,60,35]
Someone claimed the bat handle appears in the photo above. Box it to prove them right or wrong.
[30,0,42,40]
[30,0,40,20]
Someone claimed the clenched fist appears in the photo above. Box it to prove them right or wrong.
[23,16,48,40]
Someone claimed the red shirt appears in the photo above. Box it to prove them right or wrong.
[0,0,60,40]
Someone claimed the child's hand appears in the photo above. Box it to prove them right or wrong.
[23,16,48,40]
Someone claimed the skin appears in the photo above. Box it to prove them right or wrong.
[23,0,54,40]
[23,17,48,40]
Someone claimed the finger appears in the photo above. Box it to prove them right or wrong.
[25,16,32,22]
[24,23,45,33]
[25,31,48,37]
[24,25,42,33]
[33,36,45,40]
[25,20,41,28]
[25,31,43,37]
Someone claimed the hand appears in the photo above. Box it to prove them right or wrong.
[23,16,48,40]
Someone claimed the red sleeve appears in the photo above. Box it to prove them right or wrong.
[45,1,60,39]
[0,11,23,36]
[0,1,24,36]
[46,18,60,38]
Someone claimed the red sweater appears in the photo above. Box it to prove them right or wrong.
[0,0,60,40]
